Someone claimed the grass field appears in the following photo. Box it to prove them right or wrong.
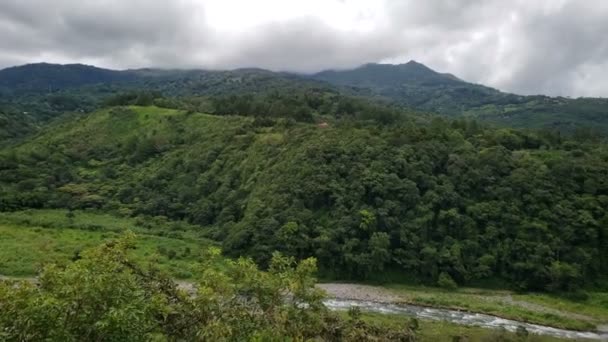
[354,311,584,342]
[0,209,211,279]
[382,284,607,332]
[0,209,204,240]
[513,292,608,324]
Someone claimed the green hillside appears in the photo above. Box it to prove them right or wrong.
[0,63,137,94]
[0,64,352,144]
[313,62,608,133]
[2,62,608,147]
[2,105,607,292]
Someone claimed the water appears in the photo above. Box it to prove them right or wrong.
[323,298,608,341]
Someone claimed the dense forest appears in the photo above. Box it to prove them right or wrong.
[1,100,607,292]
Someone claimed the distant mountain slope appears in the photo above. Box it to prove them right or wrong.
[313,60,505,110]
[314,60,466,88]
[0,64,124,145]
[0,64,343,144]
[313,62,608,133]
[0,63,137,94]
[0,63,340,99]
[1,61,607,140]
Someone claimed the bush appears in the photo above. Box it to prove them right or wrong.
[167,249,177,260]
[438,272,458,290]
[0,234,418,341]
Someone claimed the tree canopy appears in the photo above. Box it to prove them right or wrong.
[1,105,606,292]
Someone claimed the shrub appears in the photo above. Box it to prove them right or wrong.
[438,272,458,290]
[0,234,418,341]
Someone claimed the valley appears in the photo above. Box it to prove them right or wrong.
[1,208,606,340]
[1,65,607,341]
[2,1,607,339]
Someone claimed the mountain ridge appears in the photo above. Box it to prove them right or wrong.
[1,61,607,138]
[313,60,467,87]
[0,63,137,93]
[0,60,603,99]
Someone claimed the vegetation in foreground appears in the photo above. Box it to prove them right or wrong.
[1,209,605,334]
[0,234,418,341]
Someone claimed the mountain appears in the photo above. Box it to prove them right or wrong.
[1,61,608,145]
[0,63,137,94]
[314,60,467,88]
[0,63,334,97]
[313,62,608,133]
[313,60,504,108]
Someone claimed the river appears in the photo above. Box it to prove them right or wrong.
[3,276,606,340]
[323,298,608,340]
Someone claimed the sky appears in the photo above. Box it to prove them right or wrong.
[0,0,607,97]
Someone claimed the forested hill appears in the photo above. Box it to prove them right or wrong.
[0,63,335,97]
[0,63,137,94]
[314,60,469,89]
[2,105,607,291]
[313,62,608,133]
[0,63,344,143]
[1,62,608,142]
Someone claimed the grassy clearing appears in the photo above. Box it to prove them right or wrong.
[343,311,575,342]
[513,292,608,323]
[0,209,205,241]
[383,284,605,331]
[0,210,211,279]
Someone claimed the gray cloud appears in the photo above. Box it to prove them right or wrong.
[0,0,206,67]
[211,17,403,72]
[0,0,607,96]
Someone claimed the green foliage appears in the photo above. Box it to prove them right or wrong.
[3,61,608,147]
[437,272,458,290]
[208,91,404,124]
[0,234,416,341]
[0,210,208,278]
[1,106,607,292]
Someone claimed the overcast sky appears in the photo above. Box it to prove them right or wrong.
[1,0,607,97]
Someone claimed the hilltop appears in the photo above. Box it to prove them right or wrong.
[0,63,137,93]
[314,60,467,87]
